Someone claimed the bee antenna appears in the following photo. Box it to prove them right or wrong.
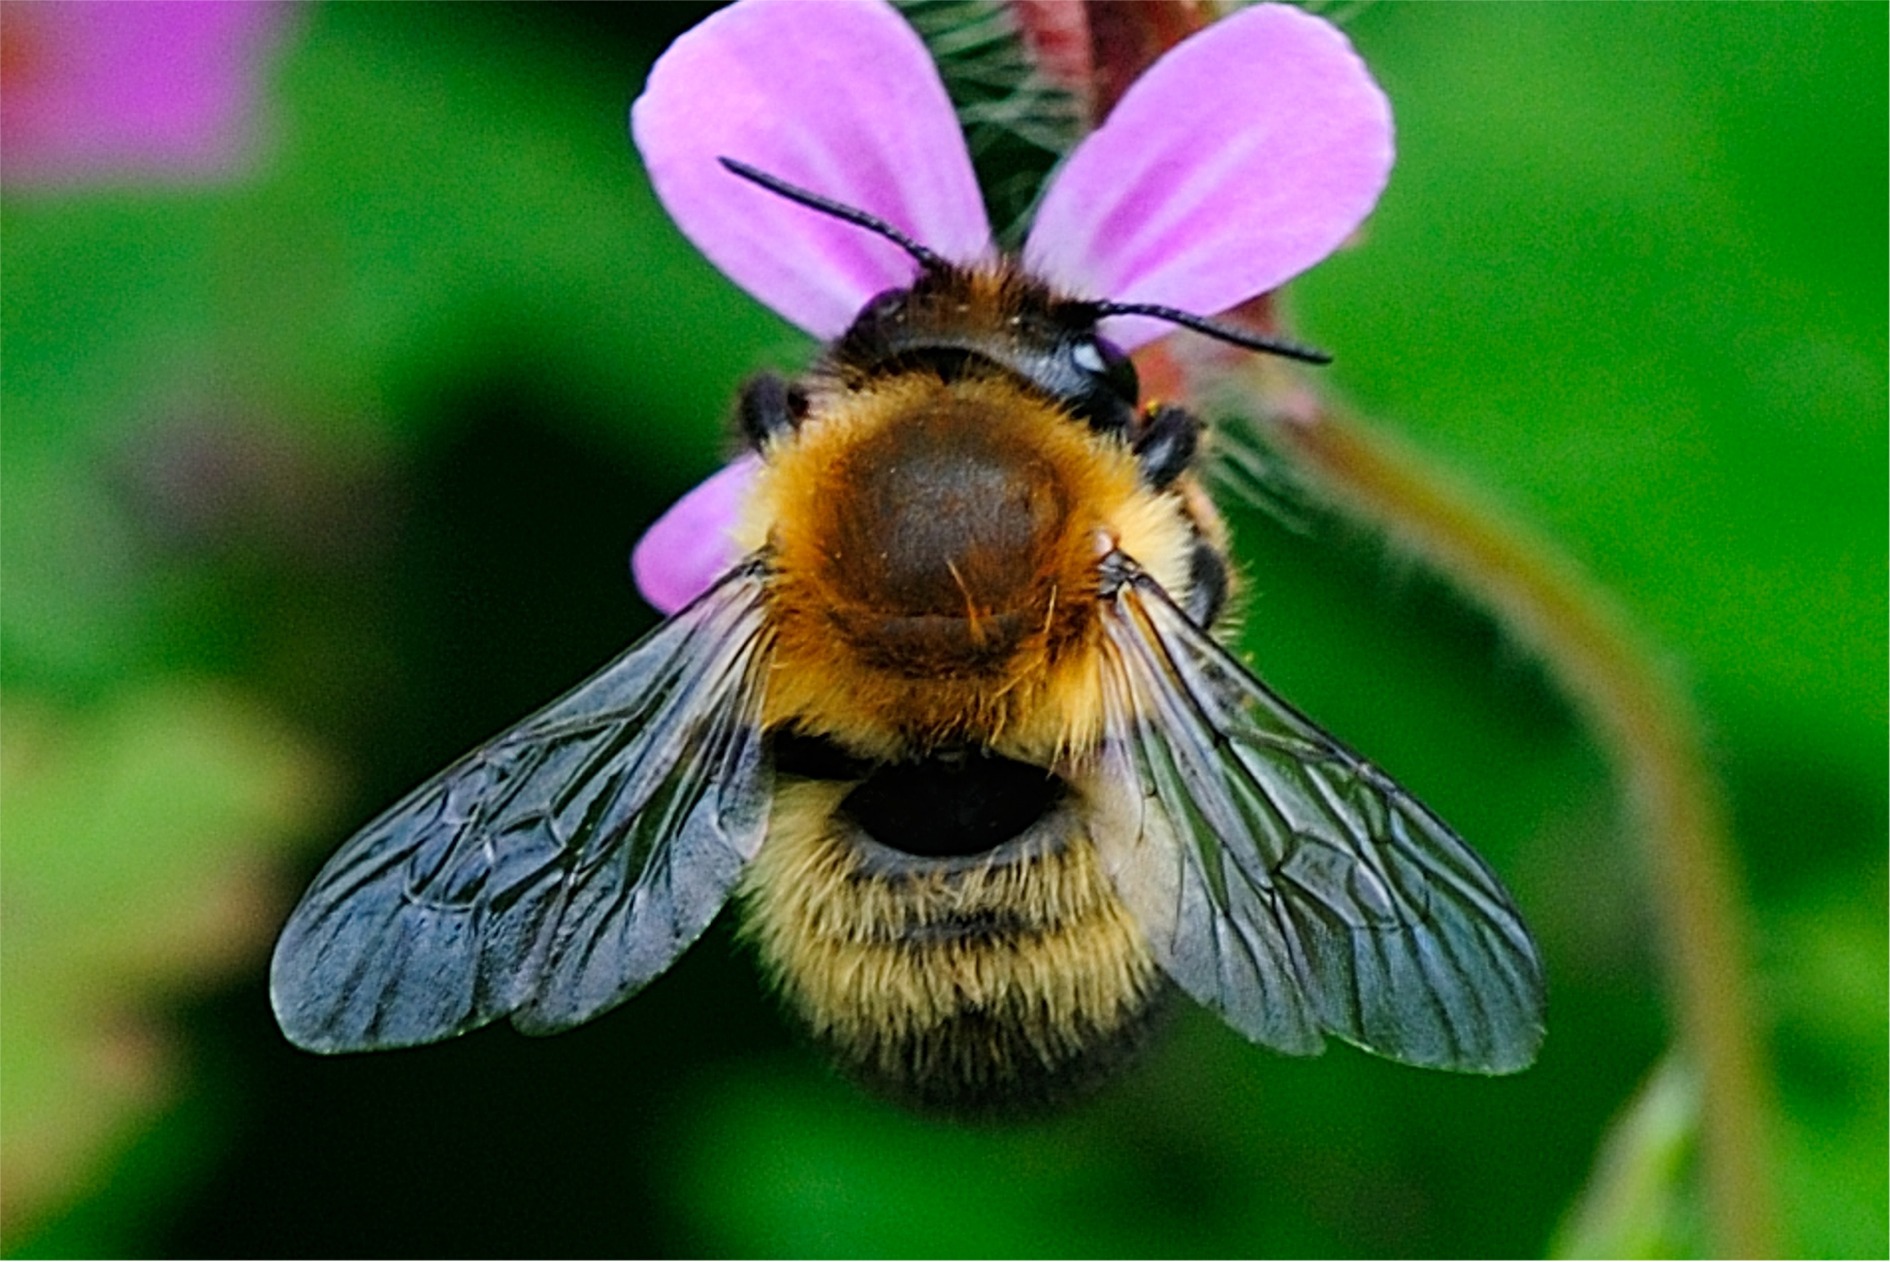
[717,157,947,272]
[1086,300,1333,365]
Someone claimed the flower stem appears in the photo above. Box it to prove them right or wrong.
[1261,386,1778,1259]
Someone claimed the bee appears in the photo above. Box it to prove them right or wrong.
[272,159,1544,1117]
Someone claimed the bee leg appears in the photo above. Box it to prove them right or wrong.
[1132,404,1200,490]
[738,373,809,450]
[1184,537,1229,626]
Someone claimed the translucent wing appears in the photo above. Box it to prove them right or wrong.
[271,559,774,1053]
[1092,553,1545,1072]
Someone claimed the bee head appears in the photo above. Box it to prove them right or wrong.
[835,269,1145,435]
[717,157,1332,436]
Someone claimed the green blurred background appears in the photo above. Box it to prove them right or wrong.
[2,2,1882,1256]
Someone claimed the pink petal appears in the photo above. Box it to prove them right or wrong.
[1023,4,1393,350]
[1,0,291,189]
[631,455,761,615]
[631,0,991,339]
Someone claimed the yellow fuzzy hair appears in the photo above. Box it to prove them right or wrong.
[740,780,1165,1105]
[737,372,1195,764]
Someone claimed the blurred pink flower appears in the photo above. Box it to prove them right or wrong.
[2,0,291,188]
[627,0,1392,614]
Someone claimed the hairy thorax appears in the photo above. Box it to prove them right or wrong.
[743,372,1191,759]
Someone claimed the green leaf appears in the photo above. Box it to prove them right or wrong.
[0,685,327,1246]
[1552,1056,1702,1258]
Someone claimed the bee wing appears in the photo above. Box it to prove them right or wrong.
[271,559,774,1052]
[1092,553,1545,1073]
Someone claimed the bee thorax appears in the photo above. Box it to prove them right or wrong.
[820,391,1073,670]
[753,369,1193,756]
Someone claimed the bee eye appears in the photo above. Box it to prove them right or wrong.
[862,288,907,321]
[837,287,916,360]
[1075,335,1139,404]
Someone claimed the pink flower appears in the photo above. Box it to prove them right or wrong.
[1,0,290,189]
[627,0,1392,614]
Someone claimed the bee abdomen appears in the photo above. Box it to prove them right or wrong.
[742,773,1169,1118]
[838,978,1173,1119]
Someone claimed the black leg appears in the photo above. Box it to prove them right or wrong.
[1184,538,1229,626]
[1132,404,1200,489]
[738,373,808,450]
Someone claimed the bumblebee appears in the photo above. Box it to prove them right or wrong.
[272,162,1544,1117]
